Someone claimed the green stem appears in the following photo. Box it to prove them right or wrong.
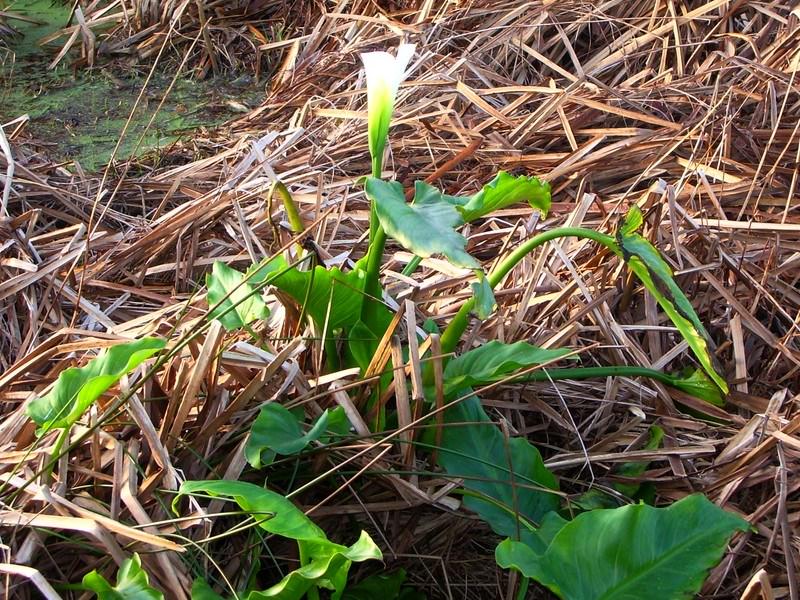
[44,427,70,481]
[513,365,677,387]
[324,334,341,372]
[244,324,260,343]
[401,255,423,276]
[363,154,386,319]
[516,576,530,600]
[274,181,304,234]
[365,228,386,292]
[368,155,382,242]
[439,227,620,355]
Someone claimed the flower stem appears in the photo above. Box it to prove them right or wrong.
[439,227,620,355]
[274,181,304,234]
[363,157,386,319]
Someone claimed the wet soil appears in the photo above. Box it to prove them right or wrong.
[1,0,263,171]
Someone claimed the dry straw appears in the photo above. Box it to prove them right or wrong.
[1,1,799,598]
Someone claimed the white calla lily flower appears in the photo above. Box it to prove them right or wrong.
[360,43,416,176]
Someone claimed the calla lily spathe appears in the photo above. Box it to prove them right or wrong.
[360,43,416,176]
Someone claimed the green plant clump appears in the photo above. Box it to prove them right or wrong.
[39,43,746,600]
[195,43,742,599]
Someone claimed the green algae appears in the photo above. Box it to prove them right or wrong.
[1,1,262,172]
[3,0,72,57]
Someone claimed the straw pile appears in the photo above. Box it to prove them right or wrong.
[1,0,799,598]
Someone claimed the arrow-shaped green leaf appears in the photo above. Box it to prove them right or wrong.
[617,207,727,394]
[365,177,478,269]
[27,337,165,435]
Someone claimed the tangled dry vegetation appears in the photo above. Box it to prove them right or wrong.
[1,0,799,598]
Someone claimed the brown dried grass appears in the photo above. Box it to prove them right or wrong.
[1,0,800,598]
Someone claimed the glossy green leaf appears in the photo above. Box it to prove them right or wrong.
[190,579,225,600]
[245,403,330,468]
[27,338,165,435]
[346,318,389,373]
[570,488,622,512]
[189,536,382,600]
[470,270,496,319]
[418,172,551,223]
[323,406,352,441]
[617,207,727,394]
[442,341,573,396]
[619,204,643,234]
[177,479,382,598]
[365,177,479,269]
[496,494,749,600]
[458,172,551,222]
[437,394,560,545]
[176,480,324,541]
[83,553,163,600]
[614,425,664,498]
[669,368,725,406]
[342,569,424,600]
[250,256,369,332]
[411,180,465,208]
[250,257,393,340]
[521,510,569,554]
[247,532,382,600]
[206,261,270,331]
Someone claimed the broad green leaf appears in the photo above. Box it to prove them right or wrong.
[459,172,551,222]
[520,510,569,554]
[437,394,560,545]
[365,177,479,269]
[190,537,383,600]
[620,204,644,234]
[27,338,165,435]
[614,425,664,498]
[570,489,623,512]
[250,257,364,332]
[245,403,330,468]
[411,180,466,208]
[250,257,391,334]
[442,341,573,396]
[346,318,389,374]
[83,553,163,600]
[323,406,352,442]
[247,531,382,600]
[250,255,392,373]
[342,569,424,600]
[496,494,749,600]
[422,318,439,335]
[617,207,727,394]
[470,270,496,319]
[669,368,725,406]
[176,480,324,541]
[417,173,551,223]
[206,261,270,331]
[191,579,225,600]
[345,319,395,418]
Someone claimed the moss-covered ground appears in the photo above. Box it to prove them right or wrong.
[1,0,262,171]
